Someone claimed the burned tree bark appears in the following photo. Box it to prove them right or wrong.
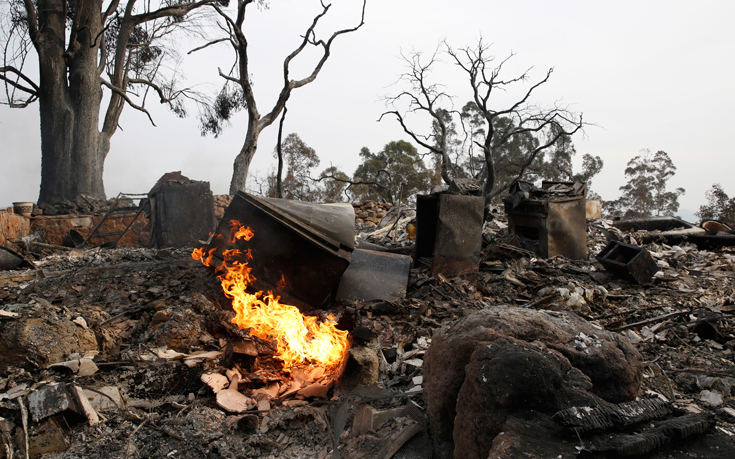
[1,0,214,205]
[25,0,107,203]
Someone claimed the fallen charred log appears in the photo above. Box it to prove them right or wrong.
[581,413,716,457]
[553,398,673,434]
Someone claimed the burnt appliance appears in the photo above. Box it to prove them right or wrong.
[503,181,587,260]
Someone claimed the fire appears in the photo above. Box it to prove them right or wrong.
[193,221,349,372]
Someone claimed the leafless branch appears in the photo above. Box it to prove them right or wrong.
[101,79,157,126]
[312,170,391,192]
[103,0,121,22]
[127,77,181,103]
[260,0,367,128]
[188,38,229,55]
[0,65,39,96]
[131,0,218,24]
[380,47,461,186]
[217,67,241,84]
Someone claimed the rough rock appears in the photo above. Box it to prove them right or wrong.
[213,194,234,222]
[423,306,643,458]
[339,346,380,390]
[453,337,600,459]
[0,307,98,369]
[148,308,204,352]
[0,210,31,246]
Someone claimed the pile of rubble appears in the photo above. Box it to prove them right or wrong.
[352,201,393,228]
[32,195,115,217]
[213,195,234,223]
[1,195,735,458]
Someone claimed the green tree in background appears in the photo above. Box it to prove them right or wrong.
[351,141,432,204]
[315,166,351,203]
[266,133,319,201]
[606,150,684,217]
[650,150,685,216]
[697,184,735,224]
[617,154,655,216]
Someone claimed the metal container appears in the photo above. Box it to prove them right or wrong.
[504,194,587,260]
[335,248,411,302]
[596,241,658,284]
[415,193,484,277]
[206,192,355,309]
[149,181,216,248]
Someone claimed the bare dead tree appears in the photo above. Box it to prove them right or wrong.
[382,38,585,216]
[0,0,217,204]
[446,39,584,200]
[379,47,461,189]
[275,106,288,199]
[200,0,366,195]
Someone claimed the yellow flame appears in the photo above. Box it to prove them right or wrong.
[192,221,349,371]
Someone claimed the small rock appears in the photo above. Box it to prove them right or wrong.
[0,315,98,369]
[150,310,170,324]
[700,389,724,407]
[340,346,380,390]
[83,386,123,412]
[28,384,72,422]
[297,383,329,399]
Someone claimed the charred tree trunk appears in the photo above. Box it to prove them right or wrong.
[35,0,107,205]
[229,106,262,195]
[6,0,212,206]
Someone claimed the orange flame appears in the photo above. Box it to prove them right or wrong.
[192,221,349,372]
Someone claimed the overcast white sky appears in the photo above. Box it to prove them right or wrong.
[1,0,733,221]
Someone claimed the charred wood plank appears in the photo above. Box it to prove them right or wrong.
[612,311,690,332]
[553,398,673,433]
[376,421,424,459]
[590,413,715,456]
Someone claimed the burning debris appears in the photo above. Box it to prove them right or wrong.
[192,220,350,381]
[1,190,735,459]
